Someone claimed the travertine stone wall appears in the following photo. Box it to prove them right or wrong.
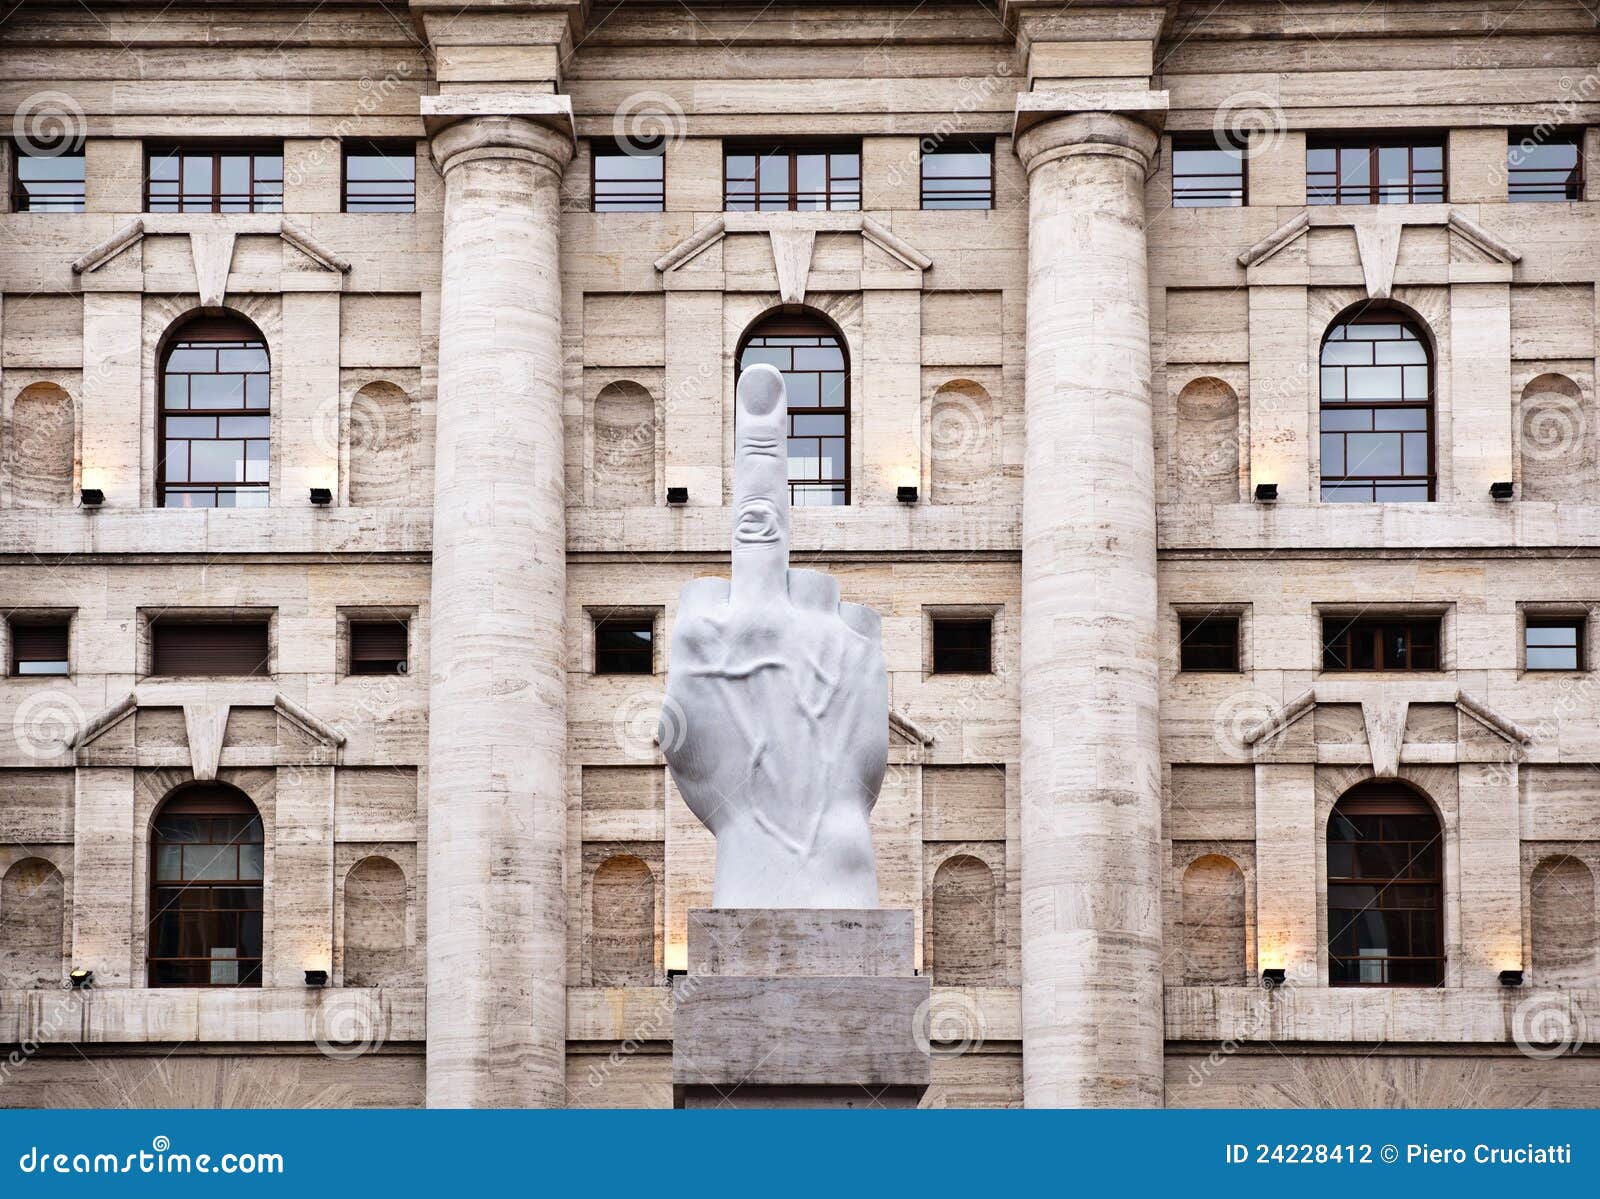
[3,0,1600,1113]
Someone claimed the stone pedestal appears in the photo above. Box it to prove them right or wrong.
[672,910,931,1108]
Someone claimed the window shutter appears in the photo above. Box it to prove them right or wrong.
[12,622,68,664]
[349,620,408,673]
[151,622,269,676]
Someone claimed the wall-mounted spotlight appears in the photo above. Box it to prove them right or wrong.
[309,487,333,506]
[666,967,688,983]
[304,968,329,988]
[1260,967,1287,990]
[666,486,688,506]
[896,485,919,504]
[1499,968,1524,988]
[69,968,93,989]
[1490,480,1515,501]
[1253,482,1278,503]
[79,488,105,508]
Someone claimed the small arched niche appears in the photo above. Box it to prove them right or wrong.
[929,380,998,505]
[930,854,996,983]
[348,381,417,507]
[344,855,408,987]
[9,382,74,508]
[591,854,656,985]
[1520,374,1591,501]
[1531,854,1595,988]
[1175,377,1240,503]
[0,857,64,987]
[1179,854,1246,984]
[592,381,656,507]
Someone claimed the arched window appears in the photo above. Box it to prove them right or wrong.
[1319,308,1433,502]
[736,311,849,506]
[158,314,270,508]
[1327,781,1442,986]
[148,785,263,987]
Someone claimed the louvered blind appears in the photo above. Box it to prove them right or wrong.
[151,622,269,676]
[349,620,407,674]
[11,621,68,673]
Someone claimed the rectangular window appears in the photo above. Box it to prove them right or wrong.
[1306,136,1445,205]
[11,142,85,212]
[1179,616,1240,672]
[342,141,416,212]
[921,139,993,209]
[1526,617,1584,671]
[1171,135,1245,207]
[1321,617,1440,672]
[9,617,69,676]
[595,615,653,675]
[145,143,283,213]
[349,619,409,675]
[932,617,992,674]
[1508,129,1584,201]
[592,138,665,212]
[151,621,270,676]
[724,143,861,211]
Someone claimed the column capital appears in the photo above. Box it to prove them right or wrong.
[422,94,575,178]
[1012,89,1167,176]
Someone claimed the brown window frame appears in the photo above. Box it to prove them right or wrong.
[1327,782,1443,987]
[157,314,271,508]
[920,137,995,210]
[1306,133,1446,205]
[144,141,284,213]
[1321,616,1441,672]
[8,614,70,676]
[148,785,264,988]
[736,311,851,506]
[1319,308,1435,502]
[594,613,655,675]
[591,136,666,212]
[1170,134,1247,207]
[723,141,861,212]
[341,139,417,213]
[1507,128,1585,202]
[349,618,410,675]
[932,617,993,675]
[1525,615,1585,672]
[10,139,86,212]
[1178,616,1240,672]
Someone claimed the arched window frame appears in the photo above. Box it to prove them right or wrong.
[147,784,264,988]
[736,309,851,506]
[157,313,271,508]
[1326,780,1443,987]
[1318,306,1435,503]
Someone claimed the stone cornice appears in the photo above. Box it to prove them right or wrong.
[422,95,576,176]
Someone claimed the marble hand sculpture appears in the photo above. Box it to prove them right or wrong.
[660,363,888,908]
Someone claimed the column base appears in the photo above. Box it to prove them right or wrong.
[671,909,931,1110]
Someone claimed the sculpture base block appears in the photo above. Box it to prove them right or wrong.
[672,909,931,1109]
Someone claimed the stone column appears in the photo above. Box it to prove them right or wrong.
[1014,93,1166,1107]
[423,101,573,1108]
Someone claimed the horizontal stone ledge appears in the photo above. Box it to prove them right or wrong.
[566,983,1021,1042]
[1165,985,1598,1044]
[0,509,433,558]
[1159,501,1600,553]
[0,987,425,1046]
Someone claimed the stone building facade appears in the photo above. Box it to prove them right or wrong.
[1,0,1599,1108]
